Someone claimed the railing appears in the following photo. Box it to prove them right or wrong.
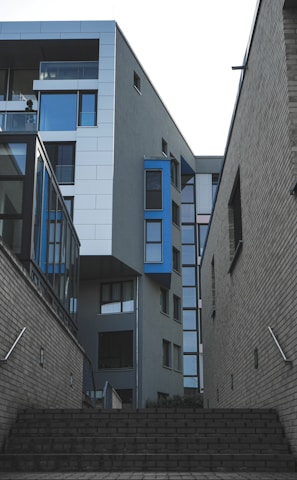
[103,381,122,409]
[82,354,97,408]
[0,112,37,132]
[0,327,26,363]
[268,326,292,366]
[39,61,98,80]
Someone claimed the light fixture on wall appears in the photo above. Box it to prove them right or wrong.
[40,347,44,367]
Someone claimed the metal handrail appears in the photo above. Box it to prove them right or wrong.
[268,326,292,366]
[0,327,26,363]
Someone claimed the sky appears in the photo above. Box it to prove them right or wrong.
[2,0,258,155]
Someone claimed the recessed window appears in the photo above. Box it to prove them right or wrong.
[145,170,162,210]
[78,91,97,126]
[171,157,179,188]
[163,339,171,368]
[100,280,134,314]
[173,247,181,272]
[133,71,141,93]
[160,288,169,314]
[162,138,168,157]
[98,331,133,369]
[44,142,75,184]
[228,171,243,270]
[211,256,216,314]
[173,295,181,322]
[172,201,180,226]
[173,344,182,371]
[145,220,162,262]
[198,224,208,256]
[63,196,74,219]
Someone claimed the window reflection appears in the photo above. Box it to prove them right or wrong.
[183,331,198,352]
[39,93,77,131]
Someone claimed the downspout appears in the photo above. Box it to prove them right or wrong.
[135,276,139,408]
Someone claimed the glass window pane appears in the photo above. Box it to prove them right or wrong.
[184,377,198,388]
[146,220,161,241]
[0,181,23,214]
[182,267,196,286]
[181,184,194,203]
[146,243,162,262]
[0,143,27,176]
[0,219,22,253]
[182,225,195,244]
[183,310,196,330]
[182,245,196,264]
[0,70,7,100]
[199,224,208,256]
[146,170,162,209]
[183,287,197,308]
[79,92,97,126]
[181,204,195,223]
[183,331,198,352]
[184,355,197,375]
[40,93,77,131]
[99,331,133,369]
[10,69,38,100]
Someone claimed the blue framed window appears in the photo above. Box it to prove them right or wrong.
[145,219,162,262]
[145,170,162,209]
[39,93,77,131]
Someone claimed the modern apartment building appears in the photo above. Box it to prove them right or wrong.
[0,21,222,407]
[201,0,297,455]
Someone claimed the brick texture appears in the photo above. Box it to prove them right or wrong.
[0,238,84,450]
[202,0,297,458]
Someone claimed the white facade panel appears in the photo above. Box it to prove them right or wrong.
[80,239,112,256]
[75,195,96,210]
[98,109,114,124]
[96,165,113,179]
[96,195,113,209]
[74,209,112,225]
[95,224,112,240]
[98,96,114,110]
[196,174,212,215]
[75,151,113,166]
[74,179,113,195]
[97,137,114,151]
[76,165,97,180]
[75,224,96,240]
[76,137,98,151]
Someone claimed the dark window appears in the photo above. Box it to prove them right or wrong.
[160,288,169,314]
[0,70,7,100]
[172,201,180,226]
[145,170,162,209]
[100,280,134,314]
[98,331,133,369]
[78,91,97,126]
[9,69,38,101]
[229,171,243,257]
[162,138,168,156]
[173,344,182,371]
[44,142,75,184]
[63,196,74,219]
[162,339,171,368]
[212,173,219,201]
[145,219,162,262]
[173,247,181,272]
[171,157,179,188]
[134,71,141,92]
[173,295,181,322]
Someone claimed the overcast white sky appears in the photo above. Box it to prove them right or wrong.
[2,0,258,155]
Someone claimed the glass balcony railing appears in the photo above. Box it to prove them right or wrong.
[39,61,99,80]
[0,112,37,132]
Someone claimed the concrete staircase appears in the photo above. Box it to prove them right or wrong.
[0,408,296,472]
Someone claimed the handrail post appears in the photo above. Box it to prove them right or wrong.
[268,326,292,366]
[0,327,26,363]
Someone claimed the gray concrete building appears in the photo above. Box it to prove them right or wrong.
[201,0,297,456]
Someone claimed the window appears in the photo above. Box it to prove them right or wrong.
[145,170,162,209]
[183,287,197,308]
[229,171,243,262]
[98,331,133,369]
[211,256,216,314]
[182,244,196,265]
[78,91,97,126]
[173,344,182,371]
[183,331,198,352]
[162,138,168,157]
[10,69,38,100]
[171,157,179,188]
[173,295,181,322]
[145,220,162,262]
[172,201,180,226]
[100,280,134,314]
[63,196,74,219]
[173,247,180,272]
[162,340,171,368]
[0,70,7,100]
[184,355,197,375]
[198,224,208,256]
[182,225,195,244]
[182,266,196,286]
[183,310,196,330]
[44,142,75,184]
[160,288,169,314]
[212,173,219,201]
[40,93,77,131]
[134,71,141,92]
[181,203,195,223]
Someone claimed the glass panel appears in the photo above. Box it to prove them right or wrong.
[146,220,161,241]
[79,92,97,126]
[122,281,134,312]
[181,203,195,222]
[183,287,197,308]
[184,377,198,388]
[146,243,162,262]
[183,310,196,330]
[146,170,162,209]
[184,355,197,375]
[0,219,22,253]
[40,62,98,80]
[182,245,196,264]
[0,143,26,175]
[198,224,208,256]
[99,331,133,369]
[0,181,23,214]
[183,331,198,352]
[182,267,196,286]
[182,225,195,244]
[181,184,194,203]
[33,156,44,263]
[39,93,77,131]
[0,70,7,100]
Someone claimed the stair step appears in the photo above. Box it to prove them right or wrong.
[0,452,295,472]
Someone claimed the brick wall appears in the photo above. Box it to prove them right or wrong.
[202,0,297,455]
[0,239,84,449]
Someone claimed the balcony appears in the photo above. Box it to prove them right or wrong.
[39,61,99,80]
[0,112,37,133]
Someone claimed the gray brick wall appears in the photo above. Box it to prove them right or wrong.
[0,239,84,449]
[202,0,297,456]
